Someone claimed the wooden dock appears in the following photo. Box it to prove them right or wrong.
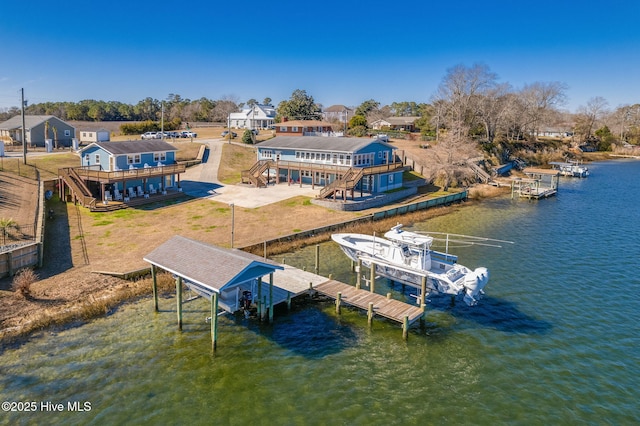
[313,279,425,325]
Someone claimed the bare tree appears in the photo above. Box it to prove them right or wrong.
[432,63,498,141]
[574,96,609,141]
[519,81,567,139]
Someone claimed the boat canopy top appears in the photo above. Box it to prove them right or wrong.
[384,224,433,248]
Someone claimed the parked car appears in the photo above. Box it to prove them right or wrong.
[221,131,237,138]
[141,132,158,140]
[181,131,197,138]
[166,131,180,138]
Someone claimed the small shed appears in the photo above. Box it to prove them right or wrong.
[79,128,110,143]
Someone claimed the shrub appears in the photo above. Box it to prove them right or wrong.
[12,268,39,299]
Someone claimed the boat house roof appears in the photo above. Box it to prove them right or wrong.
[143,236,284,294]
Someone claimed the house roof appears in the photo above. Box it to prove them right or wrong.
[256,136,396,153]
[143,236,284,293]
[323,105,353,113]
[0,115,72,130]
[82,140,177,155]
[383,116,420,125]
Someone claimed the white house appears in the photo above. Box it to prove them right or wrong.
[229,104,276,130]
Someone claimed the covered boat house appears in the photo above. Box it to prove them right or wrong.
[58,140,186,211]
[144,236,285,349]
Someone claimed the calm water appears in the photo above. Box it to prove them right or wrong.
[1,160,639,425]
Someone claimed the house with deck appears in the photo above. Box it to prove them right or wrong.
[242,136,406,202]
[58,140,186,211]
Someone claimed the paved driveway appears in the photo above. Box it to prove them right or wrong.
[179,139,318,208]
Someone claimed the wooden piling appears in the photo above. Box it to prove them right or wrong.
[269,272,274,323]
[402,315,409,340]
[176,276,183,330]
[315,244,320,275]
[369,262,376,293]
[257,276,262,318]
[151,265,159,312]
[420,276,427,307]
[211,292,219,350]
[367,302,374,326]
[356,259,362,290]
[336,292,342,314]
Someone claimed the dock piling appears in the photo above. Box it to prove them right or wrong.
[211,292,218,350]
[176,276,183,330]
[151,265,159,312]
[336,292,342,314]
[367,302,374,326]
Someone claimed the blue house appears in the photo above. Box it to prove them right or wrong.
[58,140,186,211]
[243,136,405,200]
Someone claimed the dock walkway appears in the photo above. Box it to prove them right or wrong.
[313,280,425,325]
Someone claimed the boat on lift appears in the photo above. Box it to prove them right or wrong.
[332,224,511,306]
[549,160,590,178]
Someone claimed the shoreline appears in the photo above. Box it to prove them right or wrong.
[0,185,506,349]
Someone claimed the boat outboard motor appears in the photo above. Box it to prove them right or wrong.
[463,267,489,306]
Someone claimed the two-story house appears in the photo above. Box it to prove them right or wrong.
[58,140,186,211]
[229,104,276,130]
[242,136,405,201]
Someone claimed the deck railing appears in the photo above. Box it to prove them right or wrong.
[66,163,186,183]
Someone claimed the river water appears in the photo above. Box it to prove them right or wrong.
[1,160,639,425]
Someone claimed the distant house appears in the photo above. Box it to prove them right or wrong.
[58,140,186,211]
[322,104,353,123]
[535,128,573,138]
[79,128,110,144]
[229,104,276,129]
[243,136,405,199]
[0,115,76,147]
[370,116,420,132]
[275,120,339,137]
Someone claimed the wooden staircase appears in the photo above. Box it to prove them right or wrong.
[242,160,275,187]
[467,161,492,184]
[318,167,364,199]
[58,167,97,209]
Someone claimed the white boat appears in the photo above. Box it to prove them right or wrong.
[332,224,499,306]
[549,161,590,178]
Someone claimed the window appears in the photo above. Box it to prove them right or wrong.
[262,150,273,159]
[82,132,87,137]
[280,126,287,132]
[154,152,166,162]
[94,154,100,164]
[127,154,141,164]
[295,151,301,159]
[65,130,71,137]
[292,127,298,132]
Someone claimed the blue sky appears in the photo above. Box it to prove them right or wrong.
[1,0,638,113]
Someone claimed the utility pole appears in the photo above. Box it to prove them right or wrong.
[21,88,27,164]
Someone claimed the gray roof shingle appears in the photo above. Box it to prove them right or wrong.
[143,236,283,292]
[255,136,395,153]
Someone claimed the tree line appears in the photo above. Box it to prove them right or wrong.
[2,64,638,149]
